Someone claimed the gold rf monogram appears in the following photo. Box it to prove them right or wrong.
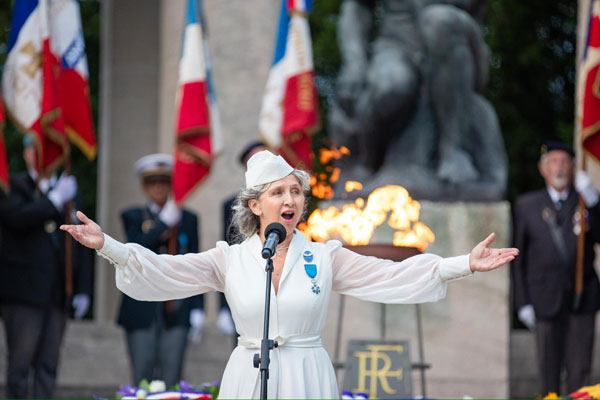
[353,344,405,398]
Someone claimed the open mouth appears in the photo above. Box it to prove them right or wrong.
[281,211,295,222]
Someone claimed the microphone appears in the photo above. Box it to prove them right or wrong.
[262,223,287,259]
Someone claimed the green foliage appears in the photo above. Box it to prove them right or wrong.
[308,0,343,213]
[483,0,577,201]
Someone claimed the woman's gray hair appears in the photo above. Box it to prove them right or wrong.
[230,169,311,241]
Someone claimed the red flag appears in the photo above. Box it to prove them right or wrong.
[38,0,68,175]
[40,29,68,174]
[0,91,9,193]
[172,0,222,204]
[581,1,600,160]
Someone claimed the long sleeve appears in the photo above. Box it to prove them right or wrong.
[330,241,472,304]
[98,233,228,301]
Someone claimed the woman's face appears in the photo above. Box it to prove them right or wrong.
[249,174,305,240]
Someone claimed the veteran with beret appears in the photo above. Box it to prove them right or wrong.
[512,140,600,396]
[117,153,204,388]
[62,150,518,399]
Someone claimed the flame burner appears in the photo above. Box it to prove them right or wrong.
[301,185,435,251]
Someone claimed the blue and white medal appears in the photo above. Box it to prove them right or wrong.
[303,250,320,295]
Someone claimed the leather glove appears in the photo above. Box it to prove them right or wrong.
[575,170,599,207]
[72,294,90,319]
[48,173,77,210]
[518,304,536,330]
[159,197,182,228]
[188,308,205,343]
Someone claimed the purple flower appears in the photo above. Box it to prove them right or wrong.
[117,385,138,397]
[179,381,198,393]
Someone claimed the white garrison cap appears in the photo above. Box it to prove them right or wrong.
[133,153,173,179]
[245,150,294,188]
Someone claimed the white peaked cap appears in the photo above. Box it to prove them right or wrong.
[245,150,294,188]
[133,153,173,178]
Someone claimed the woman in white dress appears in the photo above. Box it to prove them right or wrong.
[61,150,518,399]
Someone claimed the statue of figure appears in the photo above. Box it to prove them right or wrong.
[330,0,507,201]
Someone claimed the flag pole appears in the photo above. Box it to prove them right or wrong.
[574,152,586,311]
[64,150,73,303]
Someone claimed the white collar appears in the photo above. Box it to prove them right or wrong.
[147,201,162,215]
[246,229,306,283]
[28,168,38,182]
[546,186,569,203]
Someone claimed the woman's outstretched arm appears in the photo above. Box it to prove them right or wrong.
[60,211,105,250]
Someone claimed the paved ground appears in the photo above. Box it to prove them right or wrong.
[0,316,234,399]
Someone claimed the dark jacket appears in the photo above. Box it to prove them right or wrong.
[117,205,203,330]
[0,172,92,309]
[512,187,600,318]
[223,195,238,244]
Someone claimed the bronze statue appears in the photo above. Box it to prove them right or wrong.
[330,0,507,201]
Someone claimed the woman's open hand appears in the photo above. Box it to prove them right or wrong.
[469,233,519,272]
[60,211,105,250]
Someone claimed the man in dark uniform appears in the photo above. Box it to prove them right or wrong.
[0,136,92,399]
[512,141,600,395]
[118,153,203,387]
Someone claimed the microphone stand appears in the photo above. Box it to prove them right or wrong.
[253,257,278,400]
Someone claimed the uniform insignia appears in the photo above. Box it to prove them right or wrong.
[44,220,57,233]
[178,233,188,253]
[542,207,553,222]
[573,208,590,235]
[142,219,155,233]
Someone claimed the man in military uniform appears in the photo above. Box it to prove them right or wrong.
[512,141,600,395]
[0,136,91,399]
[118,154,203,387]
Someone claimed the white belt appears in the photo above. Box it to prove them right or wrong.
[238,333,322,348]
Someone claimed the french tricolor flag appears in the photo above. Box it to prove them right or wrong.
[172,0,223,204]
[3,0,68,176]
[51,0,97,160]
[259,0,320,170]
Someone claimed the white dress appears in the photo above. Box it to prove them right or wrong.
[98,229,472,399]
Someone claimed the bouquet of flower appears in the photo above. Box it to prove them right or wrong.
[115,380,219,400]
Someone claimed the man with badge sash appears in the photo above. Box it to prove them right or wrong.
[117,153,203,388]
[512,140,600,396]
[0,136,92,399]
